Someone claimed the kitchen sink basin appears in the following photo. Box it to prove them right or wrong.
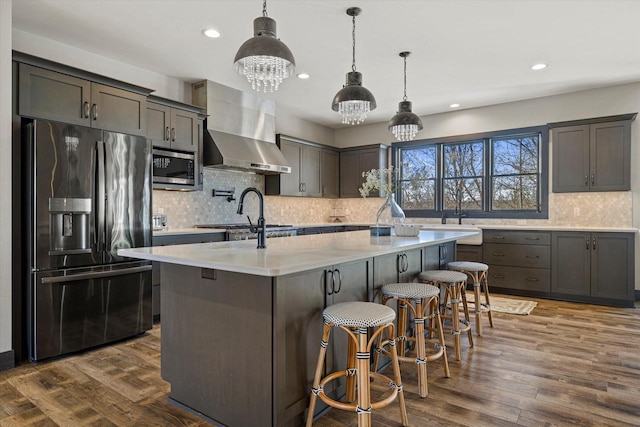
[419,224,483,245]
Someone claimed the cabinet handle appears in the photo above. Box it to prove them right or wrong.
[493,274,505,279]
[584,174,588,186]
[586,238,589,250]
[165,127,170,141]
[83,101,90,118]
[591,174,595,186]
[492,235,505,240]
[593,238,596,251]
[397,254,409,273]
[92,103,98,120]
[525,237,539,241]
[302,182,307,192]
[327,270,334,295]
[492,252,505,257]
[171,128,176,142]
[526,277,539,282]
[334,269,342,293]
[525,255,539,259]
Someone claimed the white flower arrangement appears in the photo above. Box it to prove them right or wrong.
[359,167,395,198]
[359,167,406,226]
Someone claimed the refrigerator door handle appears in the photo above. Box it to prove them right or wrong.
[104,140,114,251]
[96,141,106,252]
[41,265,152,284]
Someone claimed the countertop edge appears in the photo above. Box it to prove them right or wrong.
[122,230,477,277]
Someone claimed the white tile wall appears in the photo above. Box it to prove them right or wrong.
[154,172,633,228]
[153,169,263,228]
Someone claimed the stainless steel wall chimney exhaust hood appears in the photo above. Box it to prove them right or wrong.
[192,80,291,175]
[203,129,291,174]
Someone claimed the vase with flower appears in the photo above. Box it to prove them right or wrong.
[359,167,405,236]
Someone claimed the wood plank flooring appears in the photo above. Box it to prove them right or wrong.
[1,295,639,426]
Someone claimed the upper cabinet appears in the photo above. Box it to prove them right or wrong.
[18,61,149,136]
[322,149,340,199]
[147,96,200,152]
[265,135,338,198]
[339,144,389,198]
[551,114,635,192]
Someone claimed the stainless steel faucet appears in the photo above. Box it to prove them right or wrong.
[236,187,266,249]
[454,187,465,225]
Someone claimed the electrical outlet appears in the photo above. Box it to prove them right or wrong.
[573,207,580,216]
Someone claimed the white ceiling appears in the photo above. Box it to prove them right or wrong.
[11,0,640,129]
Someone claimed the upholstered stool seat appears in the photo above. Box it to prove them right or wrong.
[447,261,494,336]
[418,270,473,360]
[374,283,450,398]
[306,302,408,427]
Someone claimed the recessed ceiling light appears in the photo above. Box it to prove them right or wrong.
[531,63,547,70]
[202,28,222,38]
[296,73,310,79]
[449,103,460,108]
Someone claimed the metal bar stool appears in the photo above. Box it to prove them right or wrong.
[418,270,473,361]
[373,282,450,398]
[447,261,494,336]
[306,301,408,427]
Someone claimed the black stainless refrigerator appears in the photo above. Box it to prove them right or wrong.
[25,119,153,361]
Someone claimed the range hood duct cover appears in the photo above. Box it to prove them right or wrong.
[192,80,290,175]
[203,129,291,174]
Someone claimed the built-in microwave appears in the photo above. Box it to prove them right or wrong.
[152,148,195,186]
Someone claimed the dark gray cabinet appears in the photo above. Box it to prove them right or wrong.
[151,232,225,321]
[339,144,389,198]
[551,232,634,307]
[373,248,423,292]
[147,97,200,151]
[456,244,483,262]
[274,258,371,424]
[266,135,322,197]
[551,116,634,193]
[482,230,551,294]
[18,63,148,136]
[424,241,455,271]
[322,148,340,198]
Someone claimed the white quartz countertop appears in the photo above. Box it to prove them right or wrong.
[121,229,478,277]
[416,223,638,233]
[152,224,637,237]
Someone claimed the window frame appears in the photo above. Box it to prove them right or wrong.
[392,125,549,220]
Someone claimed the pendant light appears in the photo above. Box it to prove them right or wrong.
[233,0,295,93]
[331,7,377,125]
[388,51,423,141]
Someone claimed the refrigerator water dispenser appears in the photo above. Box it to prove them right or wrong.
[49,197,92,255]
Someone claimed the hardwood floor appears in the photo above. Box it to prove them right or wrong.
[1,296,639,426]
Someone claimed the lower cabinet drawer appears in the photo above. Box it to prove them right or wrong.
[483,243,551,268]
[456,244,483,262]
[487,265,550,292]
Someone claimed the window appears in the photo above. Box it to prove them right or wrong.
[491,134,540,211]
[397,145,437,210]
[393,125,548,219]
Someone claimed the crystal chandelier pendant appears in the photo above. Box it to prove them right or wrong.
[339,100,371,125]
[388,52,423,141]
[331,7,376,125]
[391,123,419,141]
[235,54,292,93]
[233,5,295,93]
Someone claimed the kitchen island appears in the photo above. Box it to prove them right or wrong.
[119,229,478,427]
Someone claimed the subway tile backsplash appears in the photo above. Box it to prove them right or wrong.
[154,170,633,229]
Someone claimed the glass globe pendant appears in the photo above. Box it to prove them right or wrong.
[233,0,295,92]
[331,7,376,125]
[389,52,423,141]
